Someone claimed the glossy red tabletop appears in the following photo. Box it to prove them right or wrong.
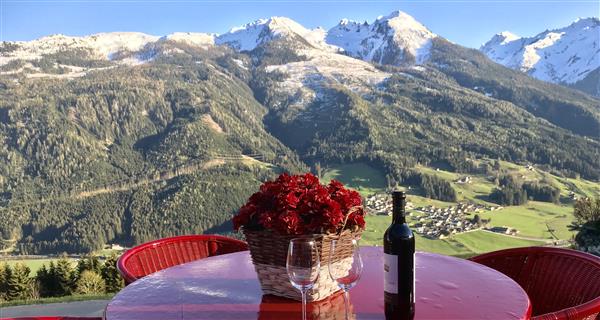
[105,247,531,319]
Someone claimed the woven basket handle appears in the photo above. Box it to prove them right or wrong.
[337,206,361,236]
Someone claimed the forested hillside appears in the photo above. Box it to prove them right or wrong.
[0,44,305,253]
[250,38,600,185]
[429,38,599,138]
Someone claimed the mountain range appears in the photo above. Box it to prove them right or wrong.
[0,11,598,254]
[2,11,598,96]
[481,17,599,96]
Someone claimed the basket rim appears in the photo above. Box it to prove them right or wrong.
[241,227,364,238]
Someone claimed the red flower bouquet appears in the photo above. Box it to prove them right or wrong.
[233,173,365,235]
[235,173,366,302]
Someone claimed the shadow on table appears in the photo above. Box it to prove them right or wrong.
[258,291,354,320]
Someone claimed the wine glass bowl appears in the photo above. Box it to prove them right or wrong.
[328,237,363,320]
[287,238,320,320]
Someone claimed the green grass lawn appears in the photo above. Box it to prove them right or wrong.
[93,248,125,257]
[323,160,589,257]
[2,258,77,273]
[558,176,600,198]
[406,194,454,208]
[362,215,471,255]
[476,201,574,240]
[322,162,386,196]
[452,230,546,252]
[409,163,583,241]
[362,215,545,257]
[0,293,114,307]
[2,247,123,273]
[416,165,460,181]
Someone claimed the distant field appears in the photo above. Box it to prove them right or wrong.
[1,248,122,273]
[495,159,599,199]
[452,230,546,252]
[1,258,77,273]
[477,201,574,240]
[362,215,545,257]
[322,163,386,196]
[323,159,594,256]
[0,293,114,307]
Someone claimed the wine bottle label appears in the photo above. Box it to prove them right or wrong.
[383,253,398,294]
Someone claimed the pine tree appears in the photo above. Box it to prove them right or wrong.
[76,255,102,282]
[36,264,55,297]
[0,263,11,301]
[54,257,75,296]
[101,253,124,293]
[45,261,60,296]
[574,197,600,225]
[8,263,32,300]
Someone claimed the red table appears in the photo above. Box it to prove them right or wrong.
[105,247,531,319]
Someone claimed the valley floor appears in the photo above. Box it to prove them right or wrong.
[323,160,593,257]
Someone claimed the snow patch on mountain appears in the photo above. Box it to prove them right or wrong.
[216,17,330,51]
[264,48,390,107]
[83,32,160,58]
[326,10,437,65]
[481,17,600,84]
[1,32,160,66]
[325,19,371,55]
[161,32,215,48]
[498,31,521,44]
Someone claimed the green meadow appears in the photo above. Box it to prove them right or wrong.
[1,258,77,273]
[322,163,387,196]
[322,160,593,256]
[1,248,122,273]
[362,215,546,257]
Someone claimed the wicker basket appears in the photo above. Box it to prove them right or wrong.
[243,228,362,302]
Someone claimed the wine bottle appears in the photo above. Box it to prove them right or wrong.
[383,191,415,320]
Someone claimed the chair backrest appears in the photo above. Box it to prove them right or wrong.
[470,246,600,320]
[117,234,248,284]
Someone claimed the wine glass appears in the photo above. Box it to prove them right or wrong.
[328,237,363,320]
[287,237,320,320]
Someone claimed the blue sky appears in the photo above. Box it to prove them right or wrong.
[1,0,598,48]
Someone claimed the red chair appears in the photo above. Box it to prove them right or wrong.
[117,234,248,284]
[470,247,600,320]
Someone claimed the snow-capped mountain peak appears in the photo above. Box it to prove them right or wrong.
[1,32,160,65]
[481,17,600,85]
[326,10,437,65]
[377,10,432,35]
[216,16,328,51]
[494,31,521,44]
[2,12,437,69]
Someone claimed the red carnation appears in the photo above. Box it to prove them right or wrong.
[258,211,277,229]
[233,173,366,235]
[276,211,303,235]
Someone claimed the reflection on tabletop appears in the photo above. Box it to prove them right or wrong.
[259,291,355,320]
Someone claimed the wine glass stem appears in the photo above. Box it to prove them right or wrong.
[301,288,308,320]
[343,289,350,320]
